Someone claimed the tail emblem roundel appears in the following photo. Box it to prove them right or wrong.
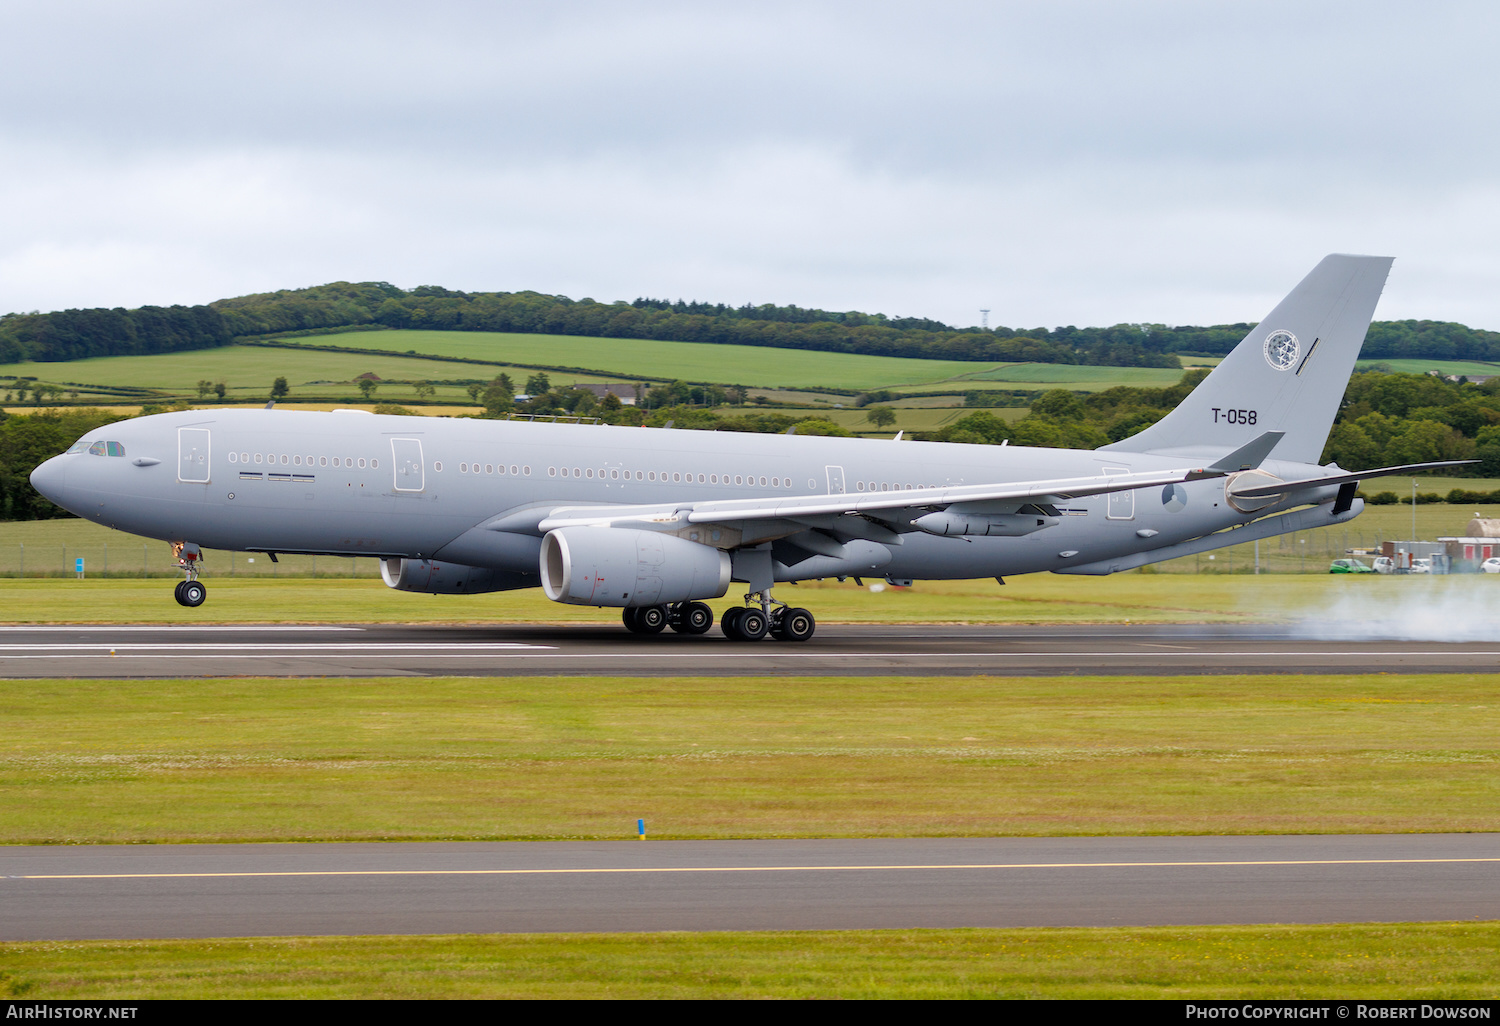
[1262,329,1300,371]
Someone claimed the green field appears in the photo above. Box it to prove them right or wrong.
[0,345,596,407]
[3,672,1498,844]
[5,924,1497,998]
[1356,358,1500,378]
[306,329,1019,391]
[930,363,1190,390]
[0,331,1211,407]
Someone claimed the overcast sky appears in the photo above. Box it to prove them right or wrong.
[3,1,1498,330]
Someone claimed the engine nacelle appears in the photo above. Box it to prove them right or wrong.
[381,557,533,594]
[541,527,732,607]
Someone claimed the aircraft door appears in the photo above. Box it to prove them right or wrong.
[1102,466,1134,520]
[391,438,425,492]
[825,466,845,494]
[177,428,210,483]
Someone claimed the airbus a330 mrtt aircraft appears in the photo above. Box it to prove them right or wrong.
[30,255,1465,641]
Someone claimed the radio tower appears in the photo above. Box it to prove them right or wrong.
[980,309,990,330]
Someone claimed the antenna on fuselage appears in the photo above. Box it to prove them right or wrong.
[265,400,275,409]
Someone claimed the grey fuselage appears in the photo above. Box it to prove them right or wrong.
[30,408,1337,585]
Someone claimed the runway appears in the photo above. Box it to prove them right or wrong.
[1,622,1497,677]
[4,834,1498,940]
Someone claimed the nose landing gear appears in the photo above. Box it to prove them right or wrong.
[171,542,206,607]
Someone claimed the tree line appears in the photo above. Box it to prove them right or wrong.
[927,369,1500,478]
[6,279,1499,369]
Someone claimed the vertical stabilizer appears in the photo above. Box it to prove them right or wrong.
[1100,254,1392,464]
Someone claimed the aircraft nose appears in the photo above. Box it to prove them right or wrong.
[29,455,68,505]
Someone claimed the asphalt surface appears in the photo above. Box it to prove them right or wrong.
[1,622,1498,677]
[6,623,1494,942]
[5,834,1498,940]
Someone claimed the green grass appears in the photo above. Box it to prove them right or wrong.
[308,329,1017,391]
[2,570,1480,625]
[883,362,1193,393]
[0,345,617,407]
[0,331,1209,403]
[1356,358,1500,378]
[3,673,1499,844]
[4,923,1498,998]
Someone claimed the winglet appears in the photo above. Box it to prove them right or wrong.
[1206,430,1284,474]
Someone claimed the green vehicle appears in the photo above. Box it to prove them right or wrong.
[1329,558,1375,574]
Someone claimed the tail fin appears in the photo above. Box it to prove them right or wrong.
[1100,254,1393,465]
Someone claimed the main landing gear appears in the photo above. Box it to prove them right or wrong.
[721,592,815,643]
[622,601,715,635]
[171,541,206,607]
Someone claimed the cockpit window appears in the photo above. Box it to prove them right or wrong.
[88,441,106,456]
[83,440,126,457]
[65,438,89,454]
[107,441,125,457]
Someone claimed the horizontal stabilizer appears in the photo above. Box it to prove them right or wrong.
[1229,460,1479,499]
[1204,431,1284,474]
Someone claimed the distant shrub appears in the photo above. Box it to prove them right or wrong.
[1369,491,1399,505]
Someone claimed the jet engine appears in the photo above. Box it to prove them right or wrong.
[541,527,732,607]
[380,557,534,594]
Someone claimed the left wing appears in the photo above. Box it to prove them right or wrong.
[536,461,1227,544]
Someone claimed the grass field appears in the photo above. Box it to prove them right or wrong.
[3,672,1498,843]
[4,923,1497,998]
[0,335,1021,396]
[0,346,612,407]
[305,329,1019,391]
[0,331,1215,407]
[934,363,1190,389]
[1356,358,1500,378]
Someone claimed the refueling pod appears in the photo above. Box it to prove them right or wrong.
[541,526,732,607]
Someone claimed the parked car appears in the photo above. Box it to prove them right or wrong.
[1482,557,1500,574]
[1329,558,1375,574]
[1371,556,1395,574]
[1411,557,1432,574]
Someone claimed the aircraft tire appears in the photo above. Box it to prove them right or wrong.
[735,607,769,641]
[636,605,668,634]
[720,606,745,640]
[773,607,815,642]
[671,601,714,635]
[181,581,206,607]
[173,581,188,606]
